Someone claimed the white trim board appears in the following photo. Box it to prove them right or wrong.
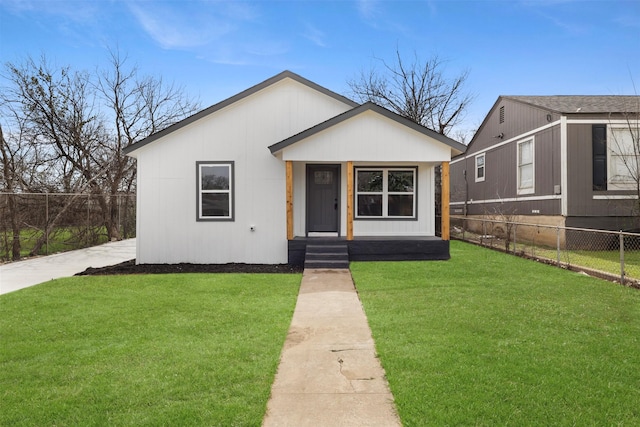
[593,195,639,200]
[450,194,561,206]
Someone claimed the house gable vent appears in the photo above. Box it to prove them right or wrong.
[499,105,505,123]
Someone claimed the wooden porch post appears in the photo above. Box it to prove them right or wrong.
[441,161,450,241]
[347,161,354,240]
[286,161,294,240]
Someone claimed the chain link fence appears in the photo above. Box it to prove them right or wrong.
[0,193,136,262]
[451,216,640,288]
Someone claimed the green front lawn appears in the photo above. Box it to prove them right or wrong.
[351,241,640,426]
[0,273,300,426]
[4,242,639,426]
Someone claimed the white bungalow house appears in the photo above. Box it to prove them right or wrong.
[124,71,466,266]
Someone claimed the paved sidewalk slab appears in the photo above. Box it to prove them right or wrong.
[263,269,401,427]
[0,239,136,295]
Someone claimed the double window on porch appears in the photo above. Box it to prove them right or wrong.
[355,168,416,218]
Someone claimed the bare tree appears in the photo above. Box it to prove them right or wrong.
[1,53,199,254]
[95,49,199,240]
[349,50,473,235]
[0,90,50,260]
[348,50,474,137]
[0,125,23,260]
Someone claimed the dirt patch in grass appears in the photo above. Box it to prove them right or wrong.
[76,259,303,276]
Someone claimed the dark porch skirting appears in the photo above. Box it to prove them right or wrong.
[288,236,450,267]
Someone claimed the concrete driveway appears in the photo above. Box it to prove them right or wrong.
[0,239,136,295]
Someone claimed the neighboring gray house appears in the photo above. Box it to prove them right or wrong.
[450,95,640,236]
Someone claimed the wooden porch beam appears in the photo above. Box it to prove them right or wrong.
[347,161,354,240]
[441,161,450,241]
[286,161,294,240]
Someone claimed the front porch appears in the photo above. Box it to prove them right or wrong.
[288,236,450,267]
[284,159,451,267]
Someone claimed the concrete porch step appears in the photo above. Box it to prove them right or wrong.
[304,242,349,270]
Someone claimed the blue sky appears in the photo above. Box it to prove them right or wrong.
[1,0,639,137]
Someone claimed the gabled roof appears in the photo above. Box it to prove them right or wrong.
[268,101,467,156]
[458,95,640,159]
[124,70,358,155]
[503,95,640,114]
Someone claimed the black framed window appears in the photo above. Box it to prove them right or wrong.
[592,124,607,191]
[197,161,234,221]
[355,167,416,219]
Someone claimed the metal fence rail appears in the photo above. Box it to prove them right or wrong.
[451,216,640,287]
[0,192,136,261]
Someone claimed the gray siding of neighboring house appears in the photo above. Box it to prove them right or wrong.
[469,98,561,153]
[450,155,471,215]
[451,98,562,217]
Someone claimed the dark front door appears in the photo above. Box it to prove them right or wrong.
[307,164,340,234]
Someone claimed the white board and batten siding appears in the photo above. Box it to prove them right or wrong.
[279,110,452,162]
[280,109,452,238]
[132,78,352,264]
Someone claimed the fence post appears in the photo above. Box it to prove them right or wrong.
[513,223,517,254]
[87,194,90,245]
[620,231,625,286]
[117,194,121,238]
[482,219,486,246]
[556,226,561,266]
[462,217,466,240]
[45,193,49,255]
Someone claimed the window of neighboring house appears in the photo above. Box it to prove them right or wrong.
[475,153,485,182]
[592,124,607,191]
[517,138,534,194]
[197,161,234,221]
[355,168,416,219]
[608,126,640,190]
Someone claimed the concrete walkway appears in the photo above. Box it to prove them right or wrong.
[263,268,401,427]
[0,239,136,295]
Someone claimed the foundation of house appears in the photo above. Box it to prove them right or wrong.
[288,236,450,267]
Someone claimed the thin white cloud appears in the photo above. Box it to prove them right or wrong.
[126,2,235,49]
[2,0,102,25]
[357,0,382,21]
[355,0,412,37]
[302,23,327,48]
[125,0,291,65]
[518,0,593,35]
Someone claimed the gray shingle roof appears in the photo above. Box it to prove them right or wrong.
[504,95,640,114]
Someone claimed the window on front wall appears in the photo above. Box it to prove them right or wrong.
[355,168,416,219]
[475,153,485,182]
[608,126,640,190]
[197,161,234,221]
[517,138,534,194]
